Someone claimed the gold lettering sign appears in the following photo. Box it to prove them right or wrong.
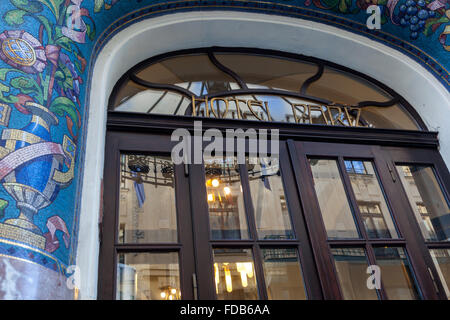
[191,96,367,127]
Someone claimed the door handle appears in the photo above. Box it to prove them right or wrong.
[387,162,396,183]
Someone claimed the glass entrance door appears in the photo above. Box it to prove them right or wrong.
[99,128,450,300]
[381,146,450,299]
[287,141,450,299]
[189,142,322,299]
[99,131,197,300]
[99,132,323,300]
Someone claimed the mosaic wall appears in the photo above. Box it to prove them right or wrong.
[0,0,447,297]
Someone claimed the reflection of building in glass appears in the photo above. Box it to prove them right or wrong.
[416,203,438,240]
[358,202,390,239]
[345,160,397,239]
[119,155,178,244]
[398,165,450,241]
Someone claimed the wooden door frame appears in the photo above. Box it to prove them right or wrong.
[99,111,448,300]
[98,131,196,300]
[380,146,450,299]
[288,140,450,299]
[188,139,323,299]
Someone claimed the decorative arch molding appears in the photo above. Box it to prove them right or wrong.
[0,0,448,299]
[76,11,450,299]
[89,1,450,90]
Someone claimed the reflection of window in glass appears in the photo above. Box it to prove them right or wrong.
[416,203,438,240]
[119,154,178,244]
[397,165,450,241]
[309,159,359,239]
[373,247,420,300]
[205,157,250,240]
[429,248,450,299]
[247,157,294,240]
[402,166,413,177]
[331,247,379,300]
[213,248,258,300]
[345,160,398,239]
[359,202,391,239]
[345,160,367,174]
[116,252,180,300]
[261,248,307,300]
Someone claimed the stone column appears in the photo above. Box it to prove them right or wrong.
[0,0,96,299]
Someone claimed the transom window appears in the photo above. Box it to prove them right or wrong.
[109,48,423,131]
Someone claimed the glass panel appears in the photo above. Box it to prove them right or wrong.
[373,247,420,300]
[429,248,450,299]
[215,53,318,91]
[248,157,294,240]
[261,248,307,300]
[345,160,398,239]
[359,104,420,130]
[397,165,450,241]
[213,248,258,299]
[114,87,192,116]
[119,154,177,243]
[307,66,391,106]
[331,247,379,300]
[309,159,360,239]
[205,157,250,240]
[305,66,420,129]
[136,54,236,95]
[111,80,148,108]
[116,252,180,300]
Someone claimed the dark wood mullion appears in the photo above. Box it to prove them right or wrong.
[252,244,269,300]
[239,163,268,300]
[278,141,323,299]
[212,240,298,246]
[174,164,196,300]
[189,162,217,299]
[327,239,406,246]
[426,243,450,248]
[98,133,120,300]
[108,112,439,150]
[115,244,183,250]
[337,156,369,240]
[364,243,388,300]
[375,146,442,299]
[287,140,341,299]
[238,163,258,241]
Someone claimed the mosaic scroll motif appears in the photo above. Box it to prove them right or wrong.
[100,0,450,48]
[0,0,94,270]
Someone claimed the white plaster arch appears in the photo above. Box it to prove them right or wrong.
[77,11,450,299]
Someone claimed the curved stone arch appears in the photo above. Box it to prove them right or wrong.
[88,1,450,90]
[76,10,450,299]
